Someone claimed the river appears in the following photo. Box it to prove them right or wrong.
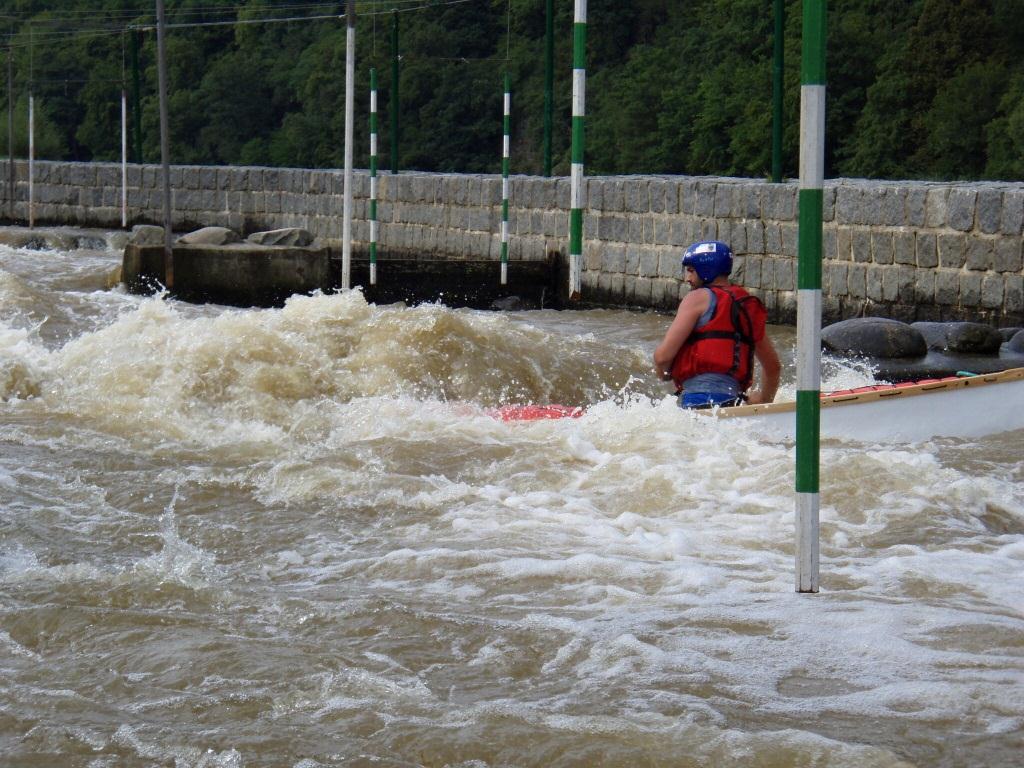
[1,234,1022,767]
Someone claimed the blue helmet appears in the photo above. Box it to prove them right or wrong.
[681,240,733,284]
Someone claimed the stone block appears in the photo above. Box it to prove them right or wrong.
[586,178,604,212]
[981,274,1005,309]
[976,188,1002,234]
[835,185,860,224]
[646,180,665,214]
[847,263,866,298]
[827,262,848,297]
[866,265,885,302]
[624,247,640,275]
[713,184,733,217]
[1001,189,1024,235]
[638,249,660,278]
[947,189,976,231]
[822,186,836,222]
[627,216,643,245]
[1006,275,1023,314]
[678,179,696,215]
[959,271,981,306]
[871,231,894,264]
[700,219,717,240]
[965,237,993,271]
[915,270,935,304]
[916,233,937,268]
[925,187,948,228]
[694,181,716,217]
[653,217,671,245]
[823,226,838,262]
[881,265,900,302]
[609,272,625,299]
[897,265,917,303]
[852,229,871,263]
[664,181,680,215]
[658,249,680,278]
[894,231,915,265]
[881,188,905,226]
[935,270,958,305]
[633,276,653,304]
[743,219,763,254]
[200,167,218,190]
[780,223,798,258]
[862,187,884,225]
[775,257,795,290]
[743,185,763,219]
[760,257,776,289]
[937,234,966,269]
[556,178,573,210]
[764,184,796,221]
[836,227,853,261]
[601,243,625,273]
[605,179,625,212]
[626,180,649,213]
[764,223,782,256]
[906,187,927,227]
[993,237,1022,273]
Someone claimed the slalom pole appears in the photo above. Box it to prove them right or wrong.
[156,0,173,289]
[795,0,826,593]
[543,0,553,177]
[27,92,33,228]
[121,88,128,228]
[772,0,784,183]
[500,72,510,285]
[568,0,586,300]
[341,0,356,291]
[369,67,378,285]
[389,10,399,174]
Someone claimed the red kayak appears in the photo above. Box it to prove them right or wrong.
[489,403,585,421]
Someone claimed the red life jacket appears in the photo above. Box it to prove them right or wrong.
[670,285,767,391]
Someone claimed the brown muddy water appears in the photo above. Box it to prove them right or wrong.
[0,233,1022,767]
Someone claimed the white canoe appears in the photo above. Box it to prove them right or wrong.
[718,367,1024,442]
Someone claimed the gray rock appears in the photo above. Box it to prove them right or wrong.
[1007,329,1024,353]
[246,228,314,247]
[821,317,927,358]
[911,321,1003,354]
[490,295,534,311]
[129,225,166,246]
[998,326,1023,342]
[177,226,241,245]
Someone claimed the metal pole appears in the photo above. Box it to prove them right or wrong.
[121,89,128,228]
[341,0,355,291]
[7,52,13,220]
[771,0,785,182]
[501,72,510,285]
[156,0,173,289]
[568,0,586,300]
[27,93,33,228]
[543,0,553,177]
[369,67,378,285]
[795,0,826,593]
[389,10,399,174]
[130,28,143,163]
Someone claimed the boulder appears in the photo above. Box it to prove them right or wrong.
[1007,329,1024,354]
[246,228,314,247]
[129,224,166,246]
[177,226,241,246]
[821,317,927,358]
[911,321,1003,355]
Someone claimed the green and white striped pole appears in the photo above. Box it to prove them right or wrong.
[341,0,356,291]
[369,67,378,285]
[568,0,586,299]
[796,0,826,594]
[500,72,510,285]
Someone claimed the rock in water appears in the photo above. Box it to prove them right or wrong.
[177,226,241,246]
[911,321,1003,354]
[246,228,314,247]
[821,317,927,358]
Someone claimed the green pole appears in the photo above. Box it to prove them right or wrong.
[501,72,510,284]
[389,10,399,174]
[369,67,378,284]
[543,0,553,177]
[568,0,586,299]
[771,0,784,182]
[130,28,143,163]
[796,0,826,594]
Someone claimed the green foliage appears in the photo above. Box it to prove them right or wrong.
[1,0,1022,180]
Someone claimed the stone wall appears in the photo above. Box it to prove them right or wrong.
[1,159,1021,324]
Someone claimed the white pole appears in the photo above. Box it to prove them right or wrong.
[121,89,128,229]
[341,0,355,291]
[28,93,34,229]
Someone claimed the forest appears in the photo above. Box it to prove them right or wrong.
[1,0,1023,182]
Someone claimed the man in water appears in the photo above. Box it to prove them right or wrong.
[654,240,780,409]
